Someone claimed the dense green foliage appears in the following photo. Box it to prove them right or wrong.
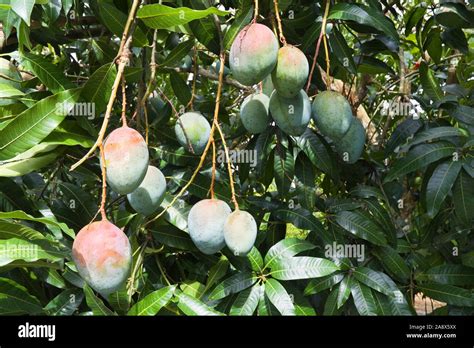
[0,0,473,316]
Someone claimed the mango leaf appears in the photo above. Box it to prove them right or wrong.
[270,257,339,280]
[351,281,378,315]
[373,246,411,282]
[417,283,474,307]
[385,142,456,182]
[337,275,352,309]
[264,278,295,316]
[44,289,84,316]
[329,28,357,74]
[453,169,474,225]
[329,3,398,41]
[11,0,34,24]
[385,117,423,156]
[418,265,474,286]
[151,223,198,251]
[21,53,74,93]
[335,210,387,246]
[205,258,229,291]
[0,238,65,267]
[264,238,315,267]
[137,4,228,29]
[98,2,148,47]
[419,62,443,101]
[170,71,191,106]
[304,273,345,295]
[426,160,462,217]
[176,292,223,315]
[83,284,116,316]
[81,63,117,115]
[274,146,294,197]
[353,267,398,297]
[0,88,80,160]
[209,271,257,300]
[0,151,60,177]
[229,284,260,316]
[273,207,324,233]
[246,247,263,272]
[161,39,195,67]
[0,83,24,98]
[405,127,466,150]
[128,285,176,315]
[0,277,43,314]
[223,3,253,50]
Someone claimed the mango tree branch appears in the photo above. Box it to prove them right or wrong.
[69,0,141,171]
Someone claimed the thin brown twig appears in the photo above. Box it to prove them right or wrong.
[273,0,287,46]
[99,143,107,221]
[121,75,127,127]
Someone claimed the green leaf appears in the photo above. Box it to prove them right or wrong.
[223,4,253,50]
[246,247,263,272]
[205,258,229,290]
[81,63,117,115]
[21,53,74,93]
[385,142,456,182]
[229,284,260,316]
[151,223,198,251]
[0,83,24,98]
[337,275,352,309]
[137,4,228,29]
[170,71,191,106]
[273,207,324,233]
[83,284,116,316]
[0,151,60,177]
[426,160,462,217]
[274,146,294,197]
[405,6,426,35]
[44,289,83,316]
[385,117,423,156]
[373,246,411,282]
[297,129,339,181]
[419,62,443,101]
[98,2,148,47]
[418,265,474,286]
[295,152,317,209]
[128,285,176,315]
[107,290,130,314]
[0,238,64,267]
[323,284,342,315]
[335,210,387,246]
[304,273,345,295]
[406,127,466,149]
[264,278,295,316]
[209,271,257,300]
[270,257,339,280]
[264,238,315,267]
[329,28,357,74]
[11,0,34,24]
[0,88,80,160]
[176,292,223,315]
[161,39,195,67]
[0,277,43,314]
[329,3,398,41]
[453,169,474,225]
[353,267,398,297]
[417,283,474,307]
[350,281,378,315]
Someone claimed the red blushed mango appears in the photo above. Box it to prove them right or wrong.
[103,126,149,194]
[72,220,132,296]
[229,23,279,86]
[271,45,309,98]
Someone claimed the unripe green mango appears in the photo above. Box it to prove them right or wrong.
[272,45,309,98]
[335,117,366,164]
[224,210,257,256]
[240,93,270,134]
[312,91,353,140]
[174,112,211,155]
[269,89,311,136]
[127,166,166,216]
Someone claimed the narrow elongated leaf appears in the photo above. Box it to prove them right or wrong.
[453,169,474,225]
[353,267,397,296]
[223,4,253,50]
[83,285,116,316]
[0,277,43,315]
[11,0,34,24]
[176,292,223,315]
[0,238,64,266]
[150,224,198,251]
[264,238,315,267]
[44,289,83,316]
[324,284,342,315]
[385,142,456,182]
[273,207,324,233]
[405,127,465,150]
[0,88,80,160]
[351,281,378,315]
[205,259,229,290]
[337,276,352,309]
[246,247,263,272]
[0,83,24,98]
[329,3,398,40]
[419,62,443,101]
[385,117,423,156]
[137,4,228,29]
[209,272,257,300]
[264,278,295,316]
[373,246,411,282]
[170,71,191,106]
[161,39,195,67]
[270,257,339,280]
[81,63,117,115]
[21,53,73,93]
[335,211,387,246]
[274,146,294,197]
[426,160,462,217]
[0,210,73,238]
[128,285,176,315]
[229,284,260,316]
[329,28,357,74]
[418,265,474,286]
[304,273,345,295]
[417,283,474,307]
